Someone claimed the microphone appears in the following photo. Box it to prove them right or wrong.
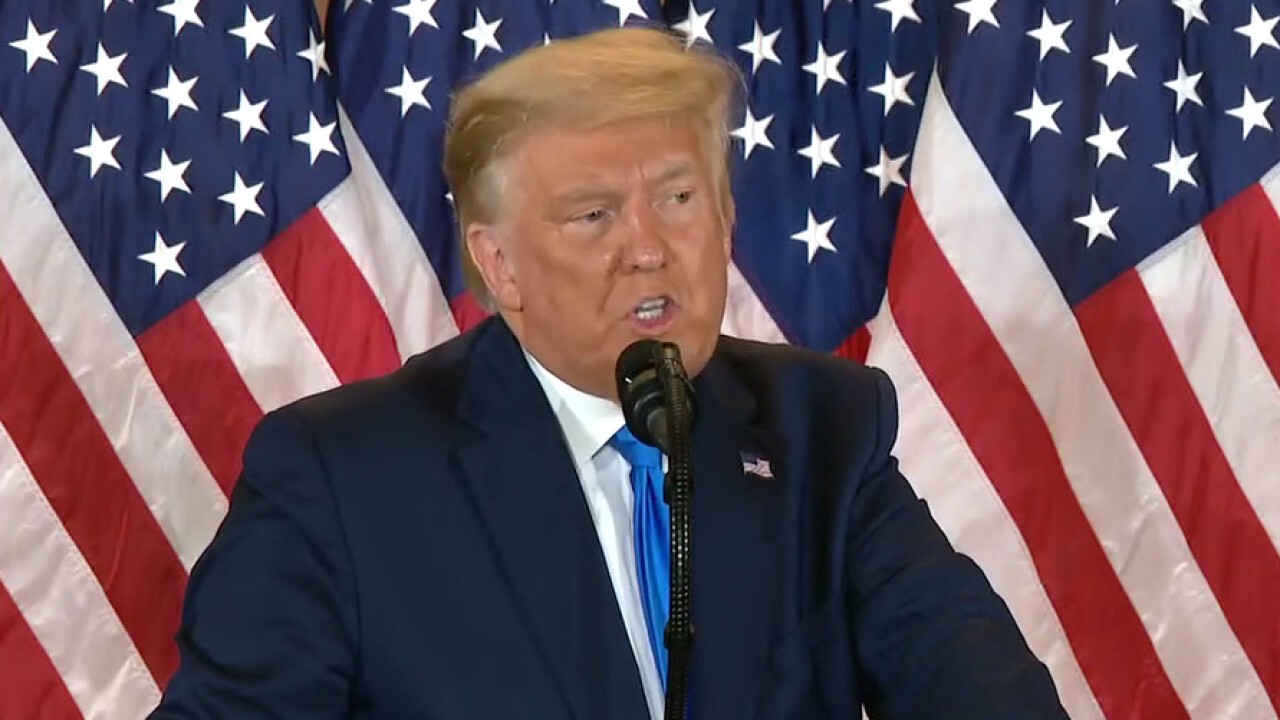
[615,339,696,454]
[614,339,696,720]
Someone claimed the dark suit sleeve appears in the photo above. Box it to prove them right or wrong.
[846,369,1067,720]
[149,409,358,719]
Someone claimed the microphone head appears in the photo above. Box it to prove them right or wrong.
[615,339,667,449]
[615,339,696,453]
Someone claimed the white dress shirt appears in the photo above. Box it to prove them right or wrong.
[525,352,665,720]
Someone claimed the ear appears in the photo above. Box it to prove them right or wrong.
[466,223,523,312]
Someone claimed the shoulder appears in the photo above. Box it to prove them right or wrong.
[246,319,497,461]
[709,335,899,467]
[714,335,895,416]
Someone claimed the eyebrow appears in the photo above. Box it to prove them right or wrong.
[550,160,699,207]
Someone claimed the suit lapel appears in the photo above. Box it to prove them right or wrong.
[453,321,648,720]
[688,351,788,719]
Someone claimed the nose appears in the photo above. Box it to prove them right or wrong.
[620,199,670,273]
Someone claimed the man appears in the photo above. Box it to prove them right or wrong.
[152,27,1067,720]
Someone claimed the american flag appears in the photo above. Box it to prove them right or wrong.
[0,0,1277,717]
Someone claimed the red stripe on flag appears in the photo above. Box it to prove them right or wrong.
[137,301,261,496]
[0,264,185,686]
[263,208,402,384]
[0,582,80,720]
[834,325,871,364]
[888,194,1187,720]
[450,290,490,333]
[1076,270,1280,710]
[1201,184,1280,386]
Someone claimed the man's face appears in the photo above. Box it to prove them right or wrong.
[469,116,731,401]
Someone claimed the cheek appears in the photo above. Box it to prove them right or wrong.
[535,248,617,314]
[682,227,730,276]
[691,241,730,311]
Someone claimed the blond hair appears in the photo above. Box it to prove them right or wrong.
[442,26,743,307]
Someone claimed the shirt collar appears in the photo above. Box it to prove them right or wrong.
[525,350,626,471]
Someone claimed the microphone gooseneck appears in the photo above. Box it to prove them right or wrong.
[615,339,696,720]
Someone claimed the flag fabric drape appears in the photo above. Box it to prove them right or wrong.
[1,1,1277,718]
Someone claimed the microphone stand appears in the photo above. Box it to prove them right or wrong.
[658,351,694,720]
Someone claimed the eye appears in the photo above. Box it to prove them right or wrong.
[672,189,694,204]
[572,208,610,224]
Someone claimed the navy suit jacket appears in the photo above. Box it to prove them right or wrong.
[152,317,1066,719]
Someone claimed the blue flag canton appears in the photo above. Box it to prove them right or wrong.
[663,0,939,352]
[0,0,349,336]
[940,0,1280,307]
[327,0,665,307]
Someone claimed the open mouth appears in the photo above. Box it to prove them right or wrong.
[634,296,671,322]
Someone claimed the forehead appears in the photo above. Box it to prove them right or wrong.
[510,117,708,188]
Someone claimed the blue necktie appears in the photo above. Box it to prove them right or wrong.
[609,426,670,690]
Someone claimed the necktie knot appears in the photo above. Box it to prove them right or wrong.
[609,426,663,471]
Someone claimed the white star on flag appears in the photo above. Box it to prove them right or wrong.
[1227,87,1274,139]
[292,113,340,165]
[737,21,781,74]
[74,124,121,178]
[297,29,330,81]
[223,90,268,141]
[791,210,838,262]
[1027,10,1071,60]
[151,68,198,119]
[1172,0,1209,30]
[803,43,847,94]
[798,128,841,178]
[137,232,186,285]
[159,0,203,36]
[228,6,275,59]
[218,171,266,224]
[1235,6,1279,58]
[1153,142,1198,193]
[1015,90,1062,140]
[602,0,647,27]
[462,8,503,60]
[955,0,999,33]
[79,43,128,96]
[386,68,431,116]
[1164,60,1204,111]
[1086,116,1128,167]
[394,0,439,34]
[143,150,192,202]
[875,0,921,32]
[869,64,915,116]
[1092,34,1138,86]
[865,147,909,196]
[674,3,715,48]
[9,20,57,72]
[731,109,774,159]
[1074,196,1118,247]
